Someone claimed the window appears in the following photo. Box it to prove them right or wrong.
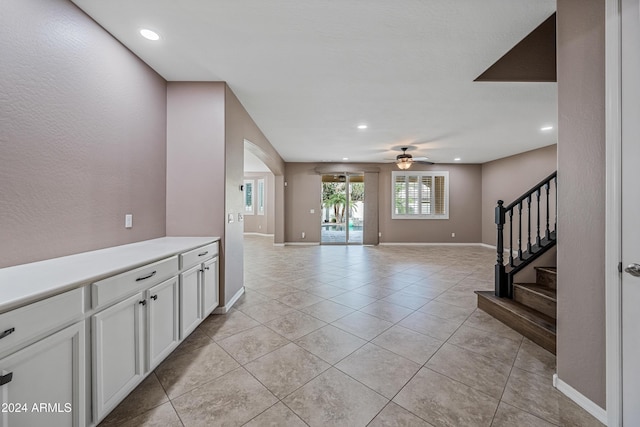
[257,179,265,215]
[244,180,254,214]
[392,171,449,219]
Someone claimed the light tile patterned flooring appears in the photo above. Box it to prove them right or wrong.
[99,235,603,427]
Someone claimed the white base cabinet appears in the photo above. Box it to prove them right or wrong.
[147,278,179,371]
[202,257,219,318]
[92,292,144,422]
[0,322,85,427]
[179,265,201,339]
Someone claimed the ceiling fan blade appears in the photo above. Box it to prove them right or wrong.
[413,156,429,161]
[416,160,435,165]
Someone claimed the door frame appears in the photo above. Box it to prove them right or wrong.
[320,173,364,245]
[605,0,623,425]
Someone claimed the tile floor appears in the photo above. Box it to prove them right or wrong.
[99,235,603,427]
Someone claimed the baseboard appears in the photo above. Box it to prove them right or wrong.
[480,243,518,256]
[273,243,285,247]
[284,242,320,246]
[379,242,486,247]
[212,287,245,314]
[553,374,607,425]
[243,232,274,237]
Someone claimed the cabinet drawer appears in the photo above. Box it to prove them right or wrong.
[180,243,218,270]
[0,287,84,356]
[92,256,178,309]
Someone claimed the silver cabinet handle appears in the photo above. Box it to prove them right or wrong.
[625,263,640,277]
[198,251,209,257]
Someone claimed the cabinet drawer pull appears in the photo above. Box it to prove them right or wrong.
[204,266,210,270]
[150,295,158,301]
[136,271,157,282]
[198,251,209,257]
[0,372,13,386]
[0,327,15,340]
[139,300,147,306]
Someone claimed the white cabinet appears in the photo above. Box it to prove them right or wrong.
[92,277,180,422]
[179,250,219,339]
[202,257,219,317]
[179,265,201,339]
[0,321,85,427]
[92,292,145,422]
[147,277,179,371]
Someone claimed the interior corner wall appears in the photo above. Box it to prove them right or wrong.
[284,163,322,243]
[363,172,380,245]
[557,0,606,409]
[480,145,558,246]
[0,0,167,268]
[166,82,226,238]
[224,86,282,303]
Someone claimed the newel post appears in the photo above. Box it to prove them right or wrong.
[495,200,508,297]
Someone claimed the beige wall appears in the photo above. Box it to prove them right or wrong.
[379,163,482,243]
[243,172,275,234]
[557,0,606,408]
[0,0,167,268]
[166,83,226,238]
[284,162,482,244]
[481,145,558,246]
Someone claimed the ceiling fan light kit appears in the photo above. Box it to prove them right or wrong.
[396,158,413,170]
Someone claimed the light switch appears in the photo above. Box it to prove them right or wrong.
[125,214,133,229]
[228,213,234,223]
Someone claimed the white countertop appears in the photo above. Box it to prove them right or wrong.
[0,237,219,314]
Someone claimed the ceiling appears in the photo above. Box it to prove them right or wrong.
[71,0,557,164]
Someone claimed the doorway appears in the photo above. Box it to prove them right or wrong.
[320,174,364,245]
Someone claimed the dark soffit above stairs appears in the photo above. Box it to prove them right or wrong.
[475,13,556,83]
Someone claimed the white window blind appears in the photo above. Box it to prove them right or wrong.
[392,171,449,219]
[244,180,254,214]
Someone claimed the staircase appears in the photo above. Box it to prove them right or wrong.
[477,172,558,354]
[476,266,556,354]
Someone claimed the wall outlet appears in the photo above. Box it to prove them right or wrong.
[301,231,306,239]
[258,225,262,229]
[451,232,455,238]
[125,214,133,229]
[228,213,234,223]
[310,209,315,214]
[378,232,382,237]
[238,213,244,222]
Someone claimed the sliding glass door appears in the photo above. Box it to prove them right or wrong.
[320,174,364,245]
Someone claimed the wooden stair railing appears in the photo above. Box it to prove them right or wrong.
[495,171,557,298]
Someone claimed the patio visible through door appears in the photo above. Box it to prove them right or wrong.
[321,174,364,244]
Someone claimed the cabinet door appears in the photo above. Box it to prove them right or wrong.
[201,257,219,318]
[92,292,144,422]
[179,265,201,339]
[147,277,179,371]
[0,321,85,427]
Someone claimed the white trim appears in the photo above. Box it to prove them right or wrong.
[243,232,274,237]
[284,242,320,246]
[554,374,608,425]
[479,243,519,256]
[391,171,450,220]
[379,242,487,247]
[273,243,285,247]
[213,286,245,314]
[605,0,623,425]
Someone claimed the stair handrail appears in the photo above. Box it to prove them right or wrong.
[495,171,557,298]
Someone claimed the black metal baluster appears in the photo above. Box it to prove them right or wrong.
[554,176,557,233]
[545,181,551,239]
[509,208,514,267]
[518,202,523,260]
[536,189,541,246]
[527,195,532,254]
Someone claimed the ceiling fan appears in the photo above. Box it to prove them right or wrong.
[393,147,434,170]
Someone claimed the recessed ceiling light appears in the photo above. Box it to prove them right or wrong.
[541,125,553,131]
[357,124,368,130]
[342,157,349,161]
[140,29,160,41]
[454,158,461,161]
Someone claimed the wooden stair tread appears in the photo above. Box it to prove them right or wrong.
[475,291,556,332]
[536,266,556,275]
[513,283,557,301]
